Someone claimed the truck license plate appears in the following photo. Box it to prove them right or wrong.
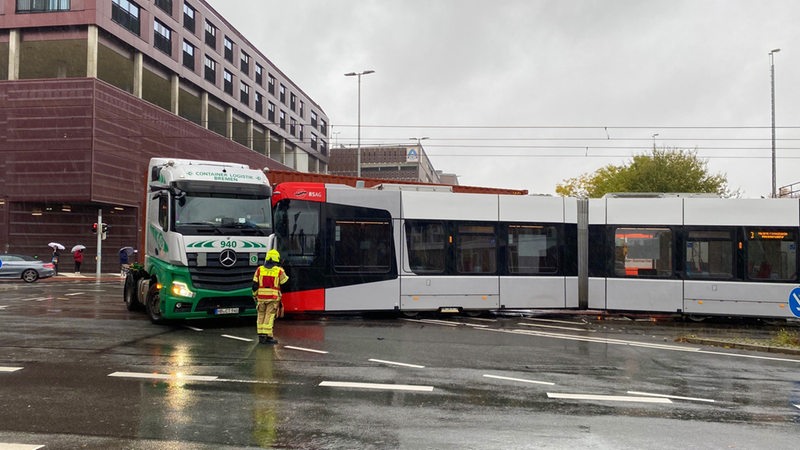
[215,307,239,315]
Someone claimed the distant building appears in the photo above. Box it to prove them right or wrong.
[0,0,329,270]
[329,143,457,185]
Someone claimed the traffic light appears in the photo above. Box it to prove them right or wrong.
[102,223,108,233]
[92,223,98,233]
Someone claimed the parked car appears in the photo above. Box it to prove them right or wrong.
[0,254,56,282]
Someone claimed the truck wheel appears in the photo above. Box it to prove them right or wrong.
[123,275,142,311]
[146,284,164,324]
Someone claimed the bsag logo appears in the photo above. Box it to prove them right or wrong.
[219,249,237,268]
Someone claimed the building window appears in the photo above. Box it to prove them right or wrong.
[320,139,328,156]
[268,74,275,95]
[268,102,276,122]
[204,55,216,84]
[320,119,328,136]
[299,100,305,118]
[183,3,196,33]
[255,64,264,86]
[280,110,286,129]
[240,51,250,74]
[204,20,217,48]
[223,70,233,95]
[255,93,263,115]
[154,0,171,14]
[16,0,70,12]
[299,124,304,141]
[279,84,286,104]
[111,0,141,35]
[240,82,250,105]
[153,19,172,56]
[290,93,297,112]
[311,133,318,150]
[290,118,297,136]
[310,111,318,128]
[224,36,234,62]
[182,41,195,70]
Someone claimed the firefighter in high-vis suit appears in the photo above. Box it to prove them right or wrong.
[252,249,289,344]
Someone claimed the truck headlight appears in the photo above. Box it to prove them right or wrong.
[171,281,195,298]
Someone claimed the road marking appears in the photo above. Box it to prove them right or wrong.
[0,305,9,310]
[794,404,800,410]
[0,444,45,450]
[64,292,83,296]
[108,371,218,382]
[284,345,328,354]
[319,381,434,392]
[547,392,672,404]
[483,374,555,386]
[368,358,425,368]
[183,325,203,331]
[466,317,497,322]
[0,367,23,372]
[412,319,460,327]
[523,317,587,326]
[221,334,253,342]
[505,328,701,351]
[627,390,715,403]
[695,349,800,363]
[518,322,592,332]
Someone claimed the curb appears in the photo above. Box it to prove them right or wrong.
[680,337,800,356]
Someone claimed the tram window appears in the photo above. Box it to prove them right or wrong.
[684,230,734,279]
[333,219,391,273]
[405,221,446,274]
[273,199,320,267]
[507,224,558,274]
[614,227,672,277]
[456,224,497,274]
[746,228,797,281]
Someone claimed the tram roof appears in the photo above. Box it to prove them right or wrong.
[266,170,528,196]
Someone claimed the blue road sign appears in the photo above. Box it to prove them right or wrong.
[789,287,800,318]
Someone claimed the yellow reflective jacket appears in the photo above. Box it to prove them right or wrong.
[252,265,288,301]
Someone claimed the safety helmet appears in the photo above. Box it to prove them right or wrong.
[266,249,281,263]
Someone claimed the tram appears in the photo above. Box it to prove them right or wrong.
[271,182,799,320]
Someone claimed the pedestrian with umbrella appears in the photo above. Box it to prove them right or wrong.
[72,244,85,274]
[119,246,134,277]
[48,242,65,275]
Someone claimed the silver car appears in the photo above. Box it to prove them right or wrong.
[0,254,56,282]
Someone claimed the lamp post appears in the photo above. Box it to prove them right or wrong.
[344,70,375,177]
[770,48,780,198]
[651,133,659,151]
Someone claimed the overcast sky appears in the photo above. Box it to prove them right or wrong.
[206,0,800,197]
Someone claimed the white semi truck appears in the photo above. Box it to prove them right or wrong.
[123,158,274,322]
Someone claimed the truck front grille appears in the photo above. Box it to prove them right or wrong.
[187,252,265,291]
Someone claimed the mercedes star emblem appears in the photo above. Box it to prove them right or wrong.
[219,249,237,268]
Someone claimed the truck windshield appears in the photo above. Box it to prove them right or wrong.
[174,192,272,236]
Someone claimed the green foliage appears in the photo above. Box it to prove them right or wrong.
[771,329,800,347]
[556,148,736,198]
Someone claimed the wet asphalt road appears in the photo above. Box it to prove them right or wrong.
[1,277,799,449]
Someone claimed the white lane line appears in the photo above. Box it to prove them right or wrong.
[319,381,434,392]
[0,305,9,310]
[627,390,716,403]
[64,292,83,296]
[483,374,555,386]
[108,371,218,382]
[368,358,425,368]
[284,345,329,354]
[0,367,23,372]
[523,317,587,326]
[414,319,460,327]
[221,334,253,342]
[0,443,45,450]
[547,392,672,404]
[518,322,592,332]
[466,317,497,322]
[794,404,800,410]
[183,325,203,332]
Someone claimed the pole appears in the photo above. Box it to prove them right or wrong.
[96,208,102,278]
[770,49,779,198]
[357,74,362,178]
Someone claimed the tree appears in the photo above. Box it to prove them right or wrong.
[555,148,736,198]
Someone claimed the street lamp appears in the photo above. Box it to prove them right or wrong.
[651,133,659,151]
[770,48,780,198]
[345,70,375,177]
[409,136,429,146]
